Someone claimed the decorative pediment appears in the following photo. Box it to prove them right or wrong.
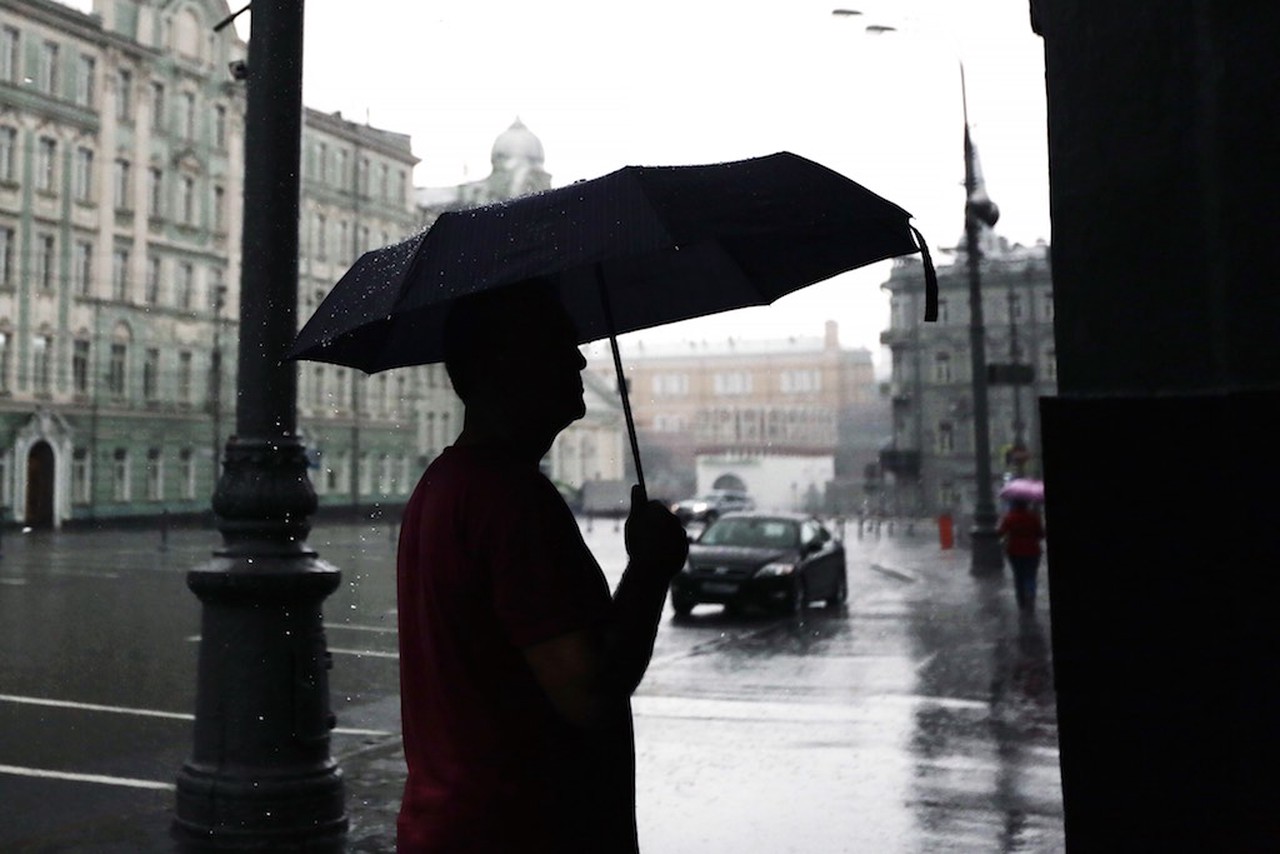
[16,407,77,446]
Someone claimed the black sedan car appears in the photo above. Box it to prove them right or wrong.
[669,512,847,616]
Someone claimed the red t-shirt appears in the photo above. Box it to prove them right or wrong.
[998,507,1045,557]
[395,444,637,853]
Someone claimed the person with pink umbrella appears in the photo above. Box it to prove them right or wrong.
[997,491,1046,613]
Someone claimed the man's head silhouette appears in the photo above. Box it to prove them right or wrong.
[444,280,587,458]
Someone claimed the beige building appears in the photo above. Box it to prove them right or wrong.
[584,321,881,510]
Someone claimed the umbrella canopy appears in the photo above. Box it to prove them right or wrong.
[1000,478,1046,503]
[289,152,935,371]
[288,151,936,496]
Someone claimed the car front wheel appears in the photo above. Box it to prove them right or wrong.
[791,578,807,617]
[825,570,848,610]
[672,591,696,617]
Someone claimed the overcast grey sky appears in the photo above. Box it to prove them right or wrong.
[70,0,1049,368]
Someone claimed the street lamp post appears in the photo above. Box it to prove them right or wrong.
[173,1,347,849]
[961,91,1005,574]
[832,9,1004,573]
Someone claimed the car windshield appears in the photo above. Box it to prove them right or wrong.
[699,517,799,549]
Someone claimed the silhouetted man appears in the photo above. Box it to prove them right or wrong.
[395,281,689,852]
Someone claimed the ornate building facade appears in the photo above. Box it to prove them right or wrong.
[879,239,1057,518]
[0,0,424,526]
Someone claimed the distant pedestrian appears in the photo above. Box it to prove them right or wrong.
[997,498,1045,612]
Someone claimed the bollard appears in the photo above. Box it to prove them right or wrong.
[938,513,954,550]
[159,509,170,552]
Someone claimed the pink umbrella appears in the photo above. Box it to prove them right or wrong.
[1000,478,1045,503]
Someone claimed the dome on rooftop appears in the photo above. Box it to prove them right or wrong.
[491,118,545,169]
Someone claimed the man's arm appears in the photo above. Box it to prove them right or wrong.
[523,485,688,727]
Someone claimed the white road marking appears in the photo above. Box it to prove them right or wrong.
[0,763,175,791]
[0,694,391,736]
[323,622,397,634]
[0,577,29,586]
[184,635,399,661]
[327,646,399,660]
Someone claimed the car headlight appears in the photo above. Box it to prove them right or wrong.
[679,560,693,574]
[755,562,796,577]
[692,502,709,512]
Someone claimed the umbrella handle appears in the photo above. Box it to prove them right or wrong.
[595,263,647,503]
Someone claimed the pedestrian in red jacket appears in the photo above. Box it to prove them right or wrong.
[997,499,1046,612]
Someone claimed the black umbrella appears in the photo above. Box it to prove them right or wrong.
[289,151,936,497]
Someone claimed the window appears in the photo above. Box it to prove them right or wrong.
[150,81,165,131]
[359,452,372,495]
[180,448,196,500]
[1008,292,1023,321]
[934,352,952,383]
[379,163,389,201]
[358,157,369,196]
[335,149,347,186]
[1042,290,1055,321]
[112,448,130,501]
[317,142,328,183]
[108,342,126,397]
[72,448,90,504]
[0,330,8,392]
[112,248,129,300]
[72,240,92,295]
[38,42,58,95]
[0,126,15,182]
[73,339,89,395]
[652,373,689,396]
[178,350,192,404]
[1,27,18,83]
[780,370,821,393]
[337,220,348,262]
[36,234,55,290]
[75,55,95,107]
[177,261,194,309]
[315,214,326,260]
[148,167,163,217]
[146,448,163,501]
[117,69,133,121]
[712,372,752,395]
[74,148,94,201]
[1043,348,1057,381]
[143,348,160,401]
[31,334,52,394]
[145,255,161,304]
[213,185,225,231]
[113,159,131,209]
[0,226,13,287]
[936,297,949,324]
[214,105,227,147]
[937,421,955,454]
[208,268,224,312]
[182,92,196,139]
[312,365,325,409]
[36,137,56,192]
[180,175,195,224]
[397,169,407,204]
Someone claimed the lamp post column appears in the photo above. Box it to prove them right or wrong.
[962,112,1005,575]
[173,1,347,849]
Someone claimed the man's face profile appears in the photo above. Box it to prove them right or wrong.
[445,283,587,440]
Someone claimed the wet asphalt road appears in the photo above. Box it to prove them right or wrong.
[0,518,1063,852]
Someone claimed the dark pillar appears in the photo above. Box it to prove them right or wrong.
[1034,2,1279,850]
[173,1,347,849]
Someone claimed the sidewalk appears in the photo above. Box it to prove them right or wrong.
[339,526,1065,853]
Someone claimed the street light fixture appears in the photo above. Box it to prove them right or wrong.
[831,8,1005,574]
